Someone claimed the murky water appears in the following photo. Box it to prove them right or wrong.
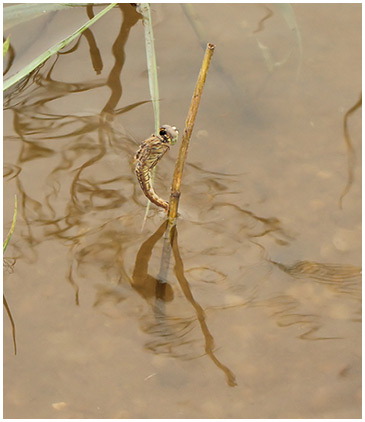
[3,4,361,418]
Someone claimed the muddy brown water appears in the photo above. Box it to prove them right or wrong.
[3,4,361,418]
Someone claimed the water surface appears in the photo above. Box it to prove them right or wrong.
[3,4,361,418]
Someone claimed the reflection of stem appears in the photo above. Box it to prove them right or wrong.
[67,259,80,306]
[83,28,103,75]
[339,93,362,209]
[133,221,167,287]
[156,230,172,284]
[3,295,17,355]
[132,221,173,303]
[133,222,237,386]
[170,226,237,387]
[132,221,173,337]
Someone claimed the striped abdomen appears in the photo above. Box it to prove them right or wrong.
[134,125,179,212]
[134,136,170,211]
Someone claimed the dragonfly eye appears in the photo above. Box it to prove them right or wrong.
[159,125,179,144]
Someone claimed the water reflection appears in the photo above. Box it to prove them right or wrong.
[132,221,237,386]
[67,217,238,386]
[101,4,140,114]
[171,226,237,386]
[3,295,17,355]
[204,201,293,245]
[339,93,362,209]
[258,294,326,341]
[4,4,143,255]
[132,220,174,302]
[253,6,273,34]
[262,259,361,340]
[3,3,361,417]
[272,260,361,291]
[3,3,144,345]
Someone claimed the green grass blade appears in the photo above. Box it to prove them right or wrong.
[136,3,160,133]
[3,37,10,57]
[3,3,117,91]
[3,195,17,254]
[136,4,161,228]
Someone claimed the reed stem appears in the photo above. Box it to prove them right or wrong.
[167,43,215,228]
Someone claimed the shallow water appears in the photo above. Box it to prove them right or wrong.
[3,4,361,418]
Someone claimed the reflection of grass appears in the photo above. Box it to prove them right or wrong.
[339,94,362,208]
[3,3,117,91]
[3,195,18,355]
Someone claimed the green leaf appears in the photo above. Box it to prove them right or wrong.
[3,36,10,58]
[3,3,117,91]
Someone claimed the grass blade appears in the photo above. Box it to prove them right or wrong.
[3,3,117,91]
[3,36,10,57]
[136,3,160,133]
[136,4,160,228]
[3,195,17,254]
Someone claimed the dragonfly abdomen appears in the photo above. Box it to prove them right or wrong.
[134,125,179,212]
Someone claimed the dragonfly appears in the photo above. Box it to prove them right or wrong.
[134,125,179,211]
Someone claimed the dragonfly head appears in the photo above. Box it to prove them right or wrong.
[159,125,179,145]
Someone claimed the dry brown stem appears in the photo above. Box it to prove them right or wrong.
[167,43,215,229]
